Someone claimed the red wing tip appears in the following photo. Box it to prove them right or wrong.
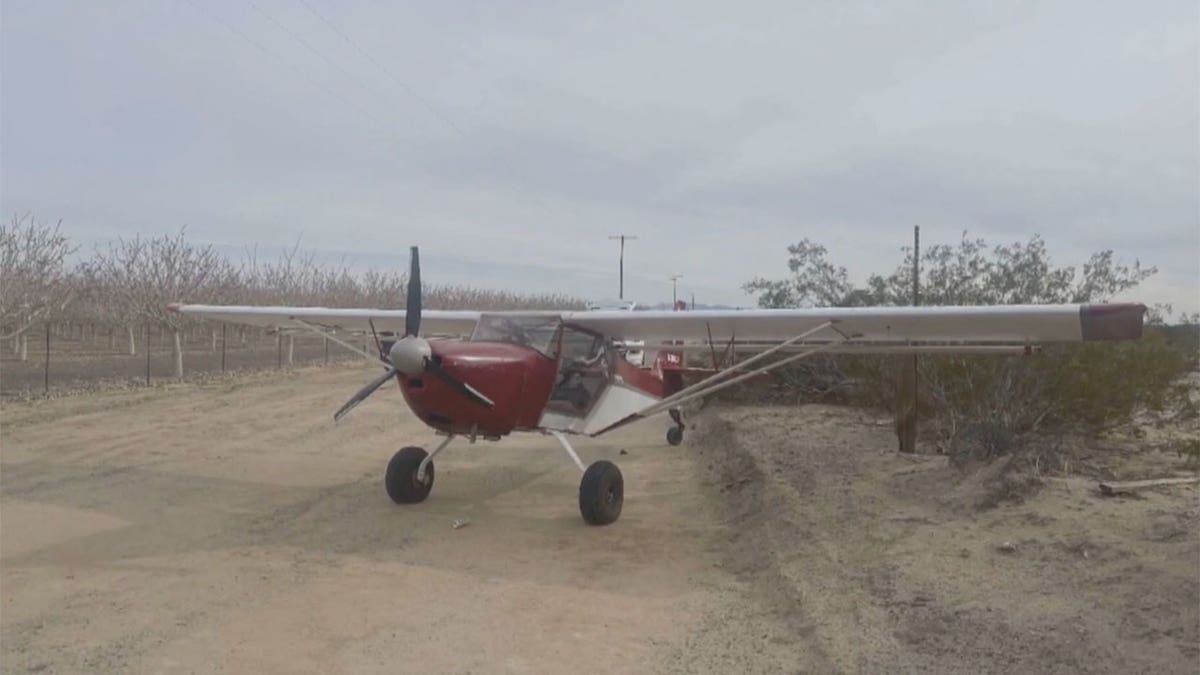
[1080,303,1146,341]
[165,303,181,313]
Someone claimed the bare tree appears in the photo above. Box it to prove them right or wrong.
[91,229,237,379]
[0,213,76,360]
[88,238,149,356]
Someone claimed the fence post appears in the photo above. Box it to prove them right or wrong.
[323,336,329,365]
[221,324,227,373]
[145,323,151,386]
[276,333,282,370]
[43,322,50,395]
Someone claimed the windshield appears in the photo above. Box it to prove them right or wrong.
[470,314,561,357]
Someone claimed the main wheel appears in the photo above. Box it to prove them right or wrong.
[385,446,434,504]
[579,460,623,525]
[666,426,684,446]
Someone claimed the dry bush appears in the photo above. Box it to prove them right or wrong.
[742,233,1198,441]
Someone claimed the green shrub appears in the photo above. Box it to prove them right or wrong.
[740,233,1197,434]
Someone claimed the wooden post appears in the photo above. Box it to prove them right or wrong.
[43,323,50,395]
[221,324,227,373]
[144,324,151,386]
[895,225,920,453]
[276,333,282,370]
[323,336,329,365]
[171,327,183,381]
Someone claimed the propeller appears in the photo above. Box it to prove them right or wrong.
[333,246,493,423]
[406,246,421,338]
[334,368,399,422]
[425,357,495,407]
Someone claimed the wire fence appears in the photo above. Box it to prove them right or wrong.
[0,322,374,398]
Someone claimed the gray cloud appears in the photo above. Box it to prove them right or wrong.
[2,0,1196,312]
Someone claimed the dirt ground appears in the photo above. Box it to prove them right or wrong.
[0,366,805,674]
[1,365,1197,673]
[699,405,1199,674]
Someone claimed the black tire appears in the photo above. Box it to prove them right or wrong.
[385,446,433,504]
[666,426,684,446]
[579,460,623,525]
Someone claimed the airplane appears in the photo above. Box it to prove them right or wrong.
[168,247,1146,526]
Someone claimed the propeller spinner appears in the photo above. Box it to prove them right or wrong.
[333,247,493,423]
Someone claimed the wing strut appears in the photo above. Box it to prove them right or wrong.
[649,321,835,410]
[289,318,387,366]
[592,321,845,436]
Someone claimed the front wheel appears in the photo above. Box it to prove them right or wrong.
[579,460,623,525]
[386,446,434,504]
[666,426,684,446]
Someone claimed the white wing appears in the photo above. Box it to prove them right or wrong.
[167,304,481,337]
[565,303,1145,345]
[169,302,1146,347]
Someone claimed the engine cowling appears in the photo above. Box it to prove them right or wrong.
[399,341,557,436]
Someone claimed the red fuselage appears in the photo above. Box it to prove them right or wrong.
[399,341,559,437]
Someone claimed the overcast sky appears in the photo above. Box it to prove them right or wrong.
[2,1,1197,313]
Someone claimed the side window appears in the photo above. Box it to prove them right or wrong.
[559,327,602,364]
[549,327,609,415]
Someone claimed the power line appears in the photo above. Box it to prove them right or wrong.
[243,0,414,129]
[291,0,627,283]
[179,0,396,135]
[184,0,621,287]
[294,0,467,138]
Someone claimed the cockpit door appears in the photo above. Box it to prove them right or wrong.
[537,326,662,435]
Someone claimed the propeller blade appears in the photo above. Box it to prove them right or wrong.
[368,319,386,362]
[333,368,398,422]
[405,246,421,337]
[425,358,495,409]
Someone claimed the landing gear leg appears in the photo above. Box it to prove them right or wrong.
[666,408,685,446]
[549,430,623,526]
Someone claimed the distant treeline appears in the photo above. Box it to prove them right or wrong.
[1,213,584,370]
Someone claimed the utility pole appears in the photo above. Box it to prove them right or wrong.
[669,274,684,307]
[608,235,637,299]
[896,225,920,453]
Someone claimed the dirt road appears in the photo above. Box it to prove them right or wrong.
[4,366,1196,673]
[0,366,809,674]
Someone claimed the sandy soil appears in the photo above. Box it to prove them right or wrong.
[697,405,1199,674]
[1,366,805,674]
[2,365,1197,673]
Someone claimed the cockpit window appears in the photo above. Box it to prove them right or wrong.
[470,314,562,357]
[559,326,605,364]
